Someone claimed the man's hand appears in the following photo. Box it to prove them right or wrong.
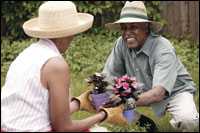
[71,90,96,113]
[132,89,143,101]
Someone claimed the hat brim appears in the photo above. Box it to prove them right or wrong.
[23,13,94,38]
[105,18,162,33]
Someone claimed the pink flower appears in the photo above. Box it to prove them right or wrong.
[122,82,129,90]
[115,78,121,85]
[124,88,131,93]
[115,84,122,89]
[117,78,122,84]
[112,75,142,98]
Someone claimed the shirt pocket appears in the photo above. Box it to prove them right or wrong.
[142,68,153,90]
[144,62,153,80]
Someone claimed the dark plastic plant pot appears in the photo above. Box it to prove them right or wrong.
[91,92,110,111]
[137,114,158,132]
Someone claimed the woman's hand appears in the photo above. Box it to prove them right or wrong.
[71,90,96,113]
[99,105,128,125]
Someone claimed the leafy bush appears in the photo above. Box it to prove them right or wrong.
[1,1,164,41]
[64,29,120,76]
[170,38,199,87]
[1,1,43,40]
[1,38,36,86]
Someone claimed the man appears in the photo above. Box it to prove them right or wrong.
[103,1,199,131]
[1,1,124,132]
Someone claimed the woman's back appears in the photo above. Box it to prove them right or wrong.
[1,39,61,131]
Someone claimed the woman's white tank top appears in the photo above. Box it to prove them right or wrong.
[1,39,62,131]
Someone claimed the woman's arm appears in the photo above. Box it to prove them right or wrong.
[42,57,105,131]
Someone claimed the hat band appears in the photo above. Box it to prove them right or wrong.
[120,13,148,20]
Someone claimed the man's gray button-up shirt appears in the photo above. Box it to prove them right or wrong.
[103,33,196,116]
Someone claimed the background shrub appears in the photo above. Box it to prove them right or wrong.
[1,1,164,41]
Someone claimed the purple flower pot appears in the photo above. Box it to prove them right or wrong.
[91,92,110,111]
[123,109,136,123]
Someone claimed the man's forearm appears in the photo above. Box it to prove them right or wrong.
[135,85,166,106]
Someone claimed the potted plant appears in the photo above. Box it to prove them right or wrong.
[86,73,110,111]
[111,75,158,131]
[111,75,143,122]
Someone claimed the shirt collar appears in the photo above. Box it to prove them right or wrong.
[135,32,160,56]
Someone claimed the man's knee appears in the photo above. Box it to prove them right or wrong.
[171,112,199,131]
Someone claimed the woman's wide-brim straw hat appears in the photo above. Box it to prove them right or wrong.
[23,1,94,38]
[105,1,162,33]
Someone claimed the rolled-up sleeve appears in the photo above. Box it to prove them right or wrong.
[153,50,177,95]
[103,37,126,77]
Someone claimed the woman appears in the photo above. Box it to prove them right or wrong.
[1,1,110,132]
